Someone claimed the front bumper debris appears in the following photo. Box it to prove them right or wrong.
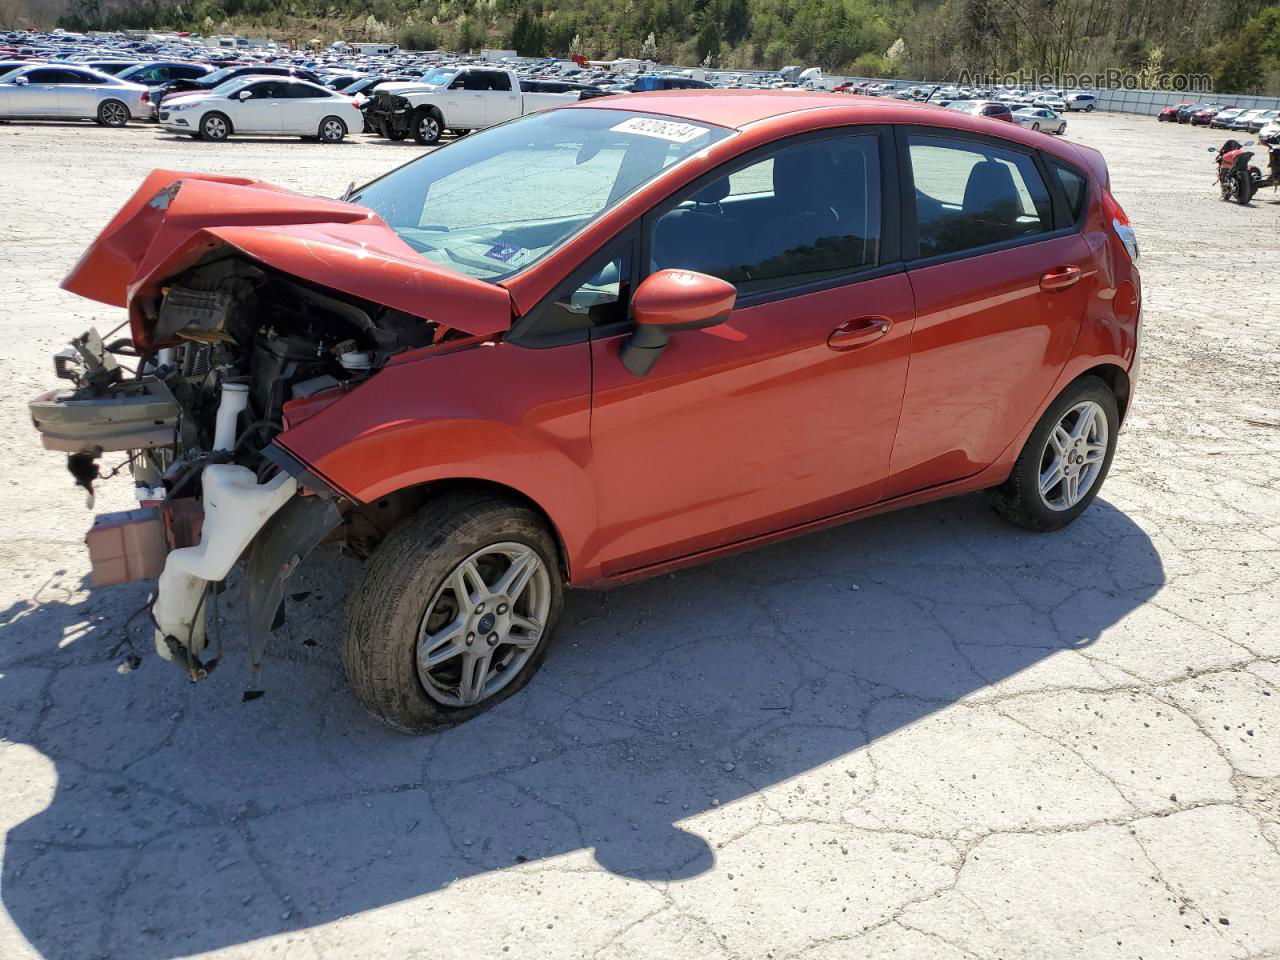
[151,464,298,661]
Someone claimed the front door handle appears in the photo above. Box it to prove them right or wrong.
[1040,265,1083,292]
[828,316,891,351]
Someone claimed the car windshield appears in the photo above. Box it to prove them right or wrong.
[199,66,240,85]
[348,108,732,281]
[210,77,254,95]
[418,68,457,86]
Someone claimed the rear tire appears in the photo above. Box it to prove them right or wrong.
[986,376,1119,532]
[342,494,563,733]
[319,115,346,143]
[1031,122,1040,131]
[97,99,129,127]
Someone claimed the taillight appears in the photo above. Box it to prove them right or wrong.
[140,91,149,103]
[1102,190,1139,262]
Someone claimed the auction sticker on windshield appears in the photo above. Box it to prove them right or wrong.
[610,117,711,143]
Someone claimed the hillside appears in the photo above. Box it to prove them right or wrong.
[3,0,1279,94]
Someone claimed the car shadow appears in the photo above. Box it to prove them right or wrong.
[0,493,1164,958]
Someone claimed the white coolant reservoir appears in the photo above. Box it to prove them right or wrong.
[153,464,297,658]
[213,382,249,452]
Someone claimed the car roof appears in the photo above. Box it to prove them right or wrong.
[567,89,1098,169]
[573,89,1018,130]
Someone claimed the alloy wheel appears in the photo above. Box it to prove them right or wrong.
[204,116,228,140]
[416,542,551,707]
[419,116,439,141]
[1038,400,1108,511]
[100,101,128,126]
[322,118,344,142]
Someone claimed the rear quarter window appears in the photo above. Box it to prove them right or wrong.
[1052,164,1088,223]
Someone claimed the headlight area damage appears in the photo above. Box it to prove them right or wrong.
[31,170,511,690]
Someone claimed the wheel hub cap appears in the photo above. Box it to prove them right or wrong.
[415,543,549,707]
[1038,400,1108,511]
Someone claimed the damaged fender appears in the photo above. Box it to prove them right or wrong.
[244,493,343,681]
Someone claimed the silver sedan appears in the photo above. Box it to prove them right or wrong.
[1012,107,1067,134]
[0,64,150,126]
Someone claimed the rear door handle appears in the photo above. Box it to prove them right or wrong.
[1040,265,1083,292]
[828,316,891,351]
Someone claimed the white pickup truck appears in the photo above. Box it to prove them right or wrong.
[363,66,608,144]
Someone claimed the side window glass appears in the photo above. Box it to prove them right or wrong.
[557,248,632,326]
[489,72,512,91]
[908,136,1052,257]
[649,135,881,296]
[27,69,62,83]
[527,245,633,339]
[1053,164,1087,223]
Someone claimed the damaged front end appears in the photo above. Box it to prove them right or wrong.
[32,171,501,688]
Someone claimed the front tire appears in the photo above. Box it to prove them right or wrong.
[97,99,129,127]
[412,108,442,145]
[986,376,1119,531]
[200,111,231,141]
[319,115,346,143]
[343,494,563,733]
[1235,169,1253,204]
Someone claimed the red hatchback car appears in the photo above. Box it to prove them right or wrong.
[37,92,1141,732]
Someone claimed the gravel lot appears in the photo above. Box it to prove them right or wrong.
[1,112,1278,960]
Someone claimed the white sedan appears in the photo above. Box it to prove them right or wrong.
[1012,107,1067,134]
[1033,95,1068,112]
[0,64,150,126]
[159,76,365,142]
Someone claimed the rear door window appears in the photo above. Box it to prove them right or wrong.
[907,135,1052,258]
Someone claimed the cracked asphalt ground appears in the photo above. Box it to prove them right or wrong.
[0,111,1278,960]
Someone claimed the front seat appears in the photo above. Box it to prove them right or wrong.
[753,145,842,270]
[652,178,743,276]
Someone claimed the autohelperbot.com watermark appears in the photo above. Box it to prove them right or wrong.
[955,69,1214,93]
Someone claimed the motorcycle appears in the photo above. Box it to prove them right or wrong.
[1212,137,1280,204]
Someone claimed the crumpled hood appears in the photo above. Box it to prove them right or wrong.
[62,169,512,346]
[374,81,442,97]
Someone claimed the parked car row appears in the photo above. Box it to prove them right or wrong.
[925,98,1067,135]
[1157,101,1279,131]
[1,27,1116,143]
[885,83,1096,113]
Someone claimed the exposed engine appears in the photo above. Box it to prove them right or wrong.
[32,254,450,683]
[145,256,439,478]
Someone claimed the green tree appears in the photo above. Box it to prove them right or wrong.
[724,0,749,45]
[457,15,483,50]
[696,12,721,62]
